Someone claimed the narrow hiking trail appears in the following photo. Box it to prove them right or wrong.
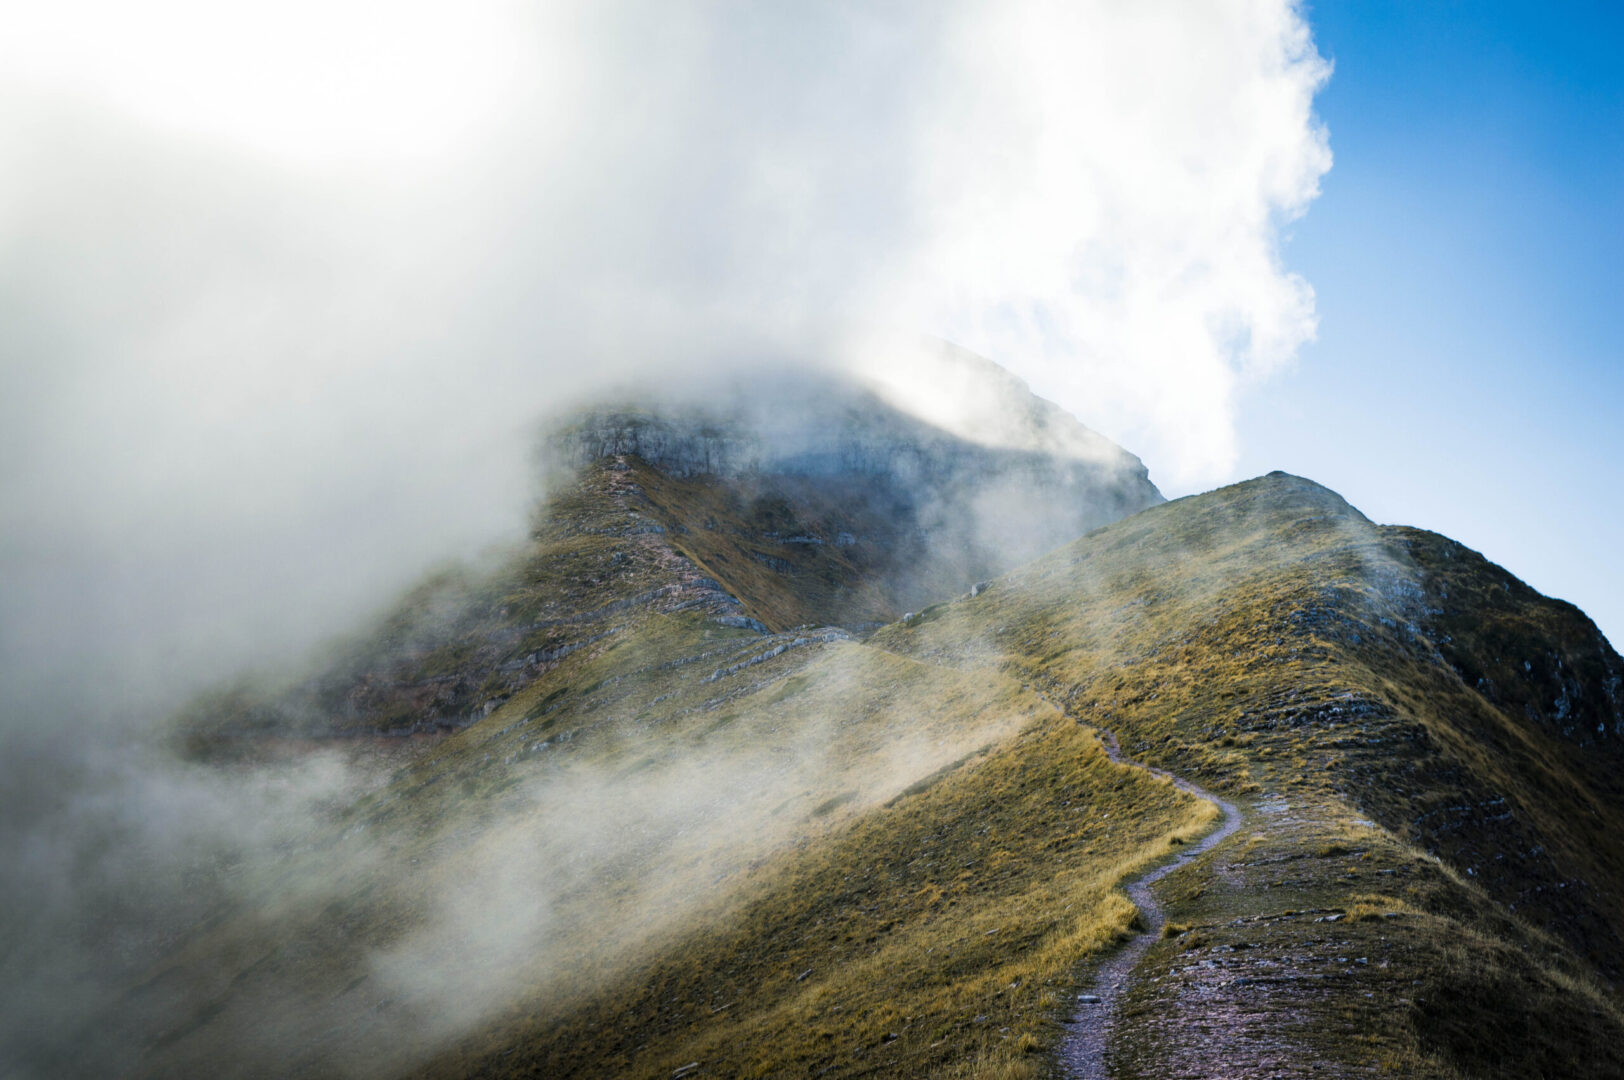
[1057,727,1244,1080]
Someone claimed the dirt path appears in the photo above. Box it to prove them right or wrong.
[1056,729,1243,1080]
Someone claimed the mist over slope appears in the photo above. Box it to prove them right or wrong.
[183,350,1159,747]
[52,357,1170,1079]
[6,357,1622,1080]
[545,353,1161,610]
[404,471,1624,1080]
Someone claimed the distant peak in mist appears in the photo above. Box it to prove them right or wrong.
[542,339,1157,486]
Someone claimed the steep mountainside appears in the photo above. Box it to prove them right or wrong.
[180,356,1160,749]
[128,454,1624,1080]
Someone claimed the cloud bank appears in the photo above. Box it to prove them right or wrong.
[1,1,1330,686]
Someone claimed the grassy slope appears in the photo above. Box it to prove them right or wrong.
[415,683,1213,1080]
[880,471,1624,1077]
[623,463,917,632]
[135,454,1214,1080]
[175,454,1002,748]
[174,461,712,744]
[149,465,1624,1080]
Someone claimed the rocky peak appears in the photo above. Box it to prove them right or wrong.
[543,346,1163,573]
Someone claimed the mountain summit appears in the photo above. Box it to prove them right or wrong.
[546,345,1162,599]
[185,349,1161,745]
[87,356,1624,1080]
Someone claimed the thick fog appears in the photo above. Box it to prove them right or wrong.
[1,0,1329,690]
[0,2,1331,1075]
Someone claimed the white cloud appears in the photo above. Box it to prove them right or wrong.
[895,0,1331,488]
[0,0,1330,687]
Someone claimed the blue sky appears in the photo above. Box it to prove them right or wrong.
[1234,1,1624,645]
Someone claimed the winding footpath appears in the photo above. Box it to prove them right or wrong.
[1056,728,1244,1080]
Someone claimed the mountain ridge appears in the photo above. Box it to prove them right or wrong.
[115,366,1624,1080]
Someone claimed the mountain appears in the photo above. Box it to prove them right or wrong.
[178,350,1160,750]
[96,359,1624,1080]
